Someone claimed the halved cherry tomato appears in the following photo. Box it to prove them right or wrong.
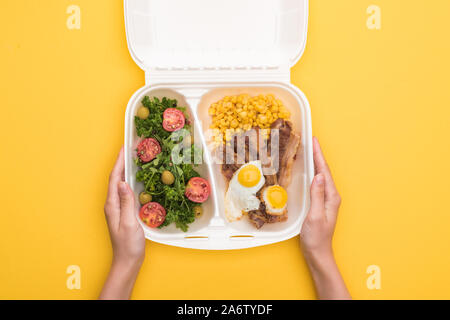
[185,177,210,203]
[139,202,166,228]
[137,138,161,163]
[163,108,185,132]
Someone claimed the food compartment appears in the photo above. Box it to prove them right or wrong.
[196,84,313,236]
[124,87,216,238]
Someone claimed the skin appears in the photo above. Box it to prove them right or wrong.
[100,139,350,300]
[300,137,351,300]
[99,147,145,300]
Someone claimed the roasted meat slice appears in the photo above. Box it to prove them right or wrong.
[221,164,240,182]
[277,131,301,188]
[270,119,292,162]
[270,119,301,188]
[248,210,267,229]
[261,155,278,186]
[266,212,288,224]
[221,142,245,182]
[248,202,288,229]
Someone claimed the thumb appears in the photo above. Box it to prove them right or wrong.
[118,181,136,224]
[309,174,325,218]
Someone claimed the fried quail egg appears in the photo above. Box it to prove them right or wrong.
[224,161,265,222]
[262,185,288,216]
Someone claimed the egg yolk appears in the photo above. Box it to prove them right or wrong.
[237,165,261,188]
[266,185,288,209]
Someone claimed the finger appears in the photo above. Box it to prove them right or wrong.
[312,137,338,196]
[118,181,137,228]
[107,147,125,201]
[313,138,341,221]
[312,137,331,176]
[105,147,125,230]
[308,173,325,219]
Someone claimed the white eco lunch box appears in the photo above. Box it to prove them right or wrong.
[124,0,314,250]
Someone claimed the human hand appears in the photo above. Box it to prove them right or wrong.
[300,137,350,300]
[100,147,145,300]
[104,147,145,265]
[300,137,341,257]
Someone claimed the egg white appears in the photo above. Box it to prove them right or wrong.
[224,161,265,222]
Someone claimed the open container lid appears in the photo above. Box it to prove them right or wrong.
[124,0,309,84]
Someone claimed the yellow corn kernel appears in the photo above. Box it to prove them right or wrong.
[239,111,248,119]
[208,94,290,143]
[259,115,267,123]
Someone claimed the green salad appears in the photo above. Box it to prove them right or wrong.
[134,96,210,232]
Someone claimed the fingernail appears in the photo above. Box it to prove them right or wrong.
[315,174,324,185]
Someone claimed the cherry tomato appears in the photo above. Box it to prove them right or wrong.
[139,202,166,228]
[185,177,210,203]
[162,108,185,132]
[137,138,161,163]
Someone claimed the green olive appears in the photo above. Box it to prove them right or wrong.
[139,192,152,205]
[137,106,150,119]
[193,206,203,218]
[161,170,175,185]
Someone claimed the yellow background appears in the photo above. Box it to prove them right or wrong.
[1,0,449,300]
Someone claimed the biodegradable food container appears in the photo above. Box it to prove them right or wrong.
[124,0,314,250]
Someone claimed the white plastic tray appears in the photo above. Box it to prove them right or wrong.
[123,0,313,250]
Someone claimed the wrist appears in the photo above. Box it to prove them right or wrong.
[99,256,143,300]
[111,255,143,275]
[302,246,336,274]
[301,246,351,300]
